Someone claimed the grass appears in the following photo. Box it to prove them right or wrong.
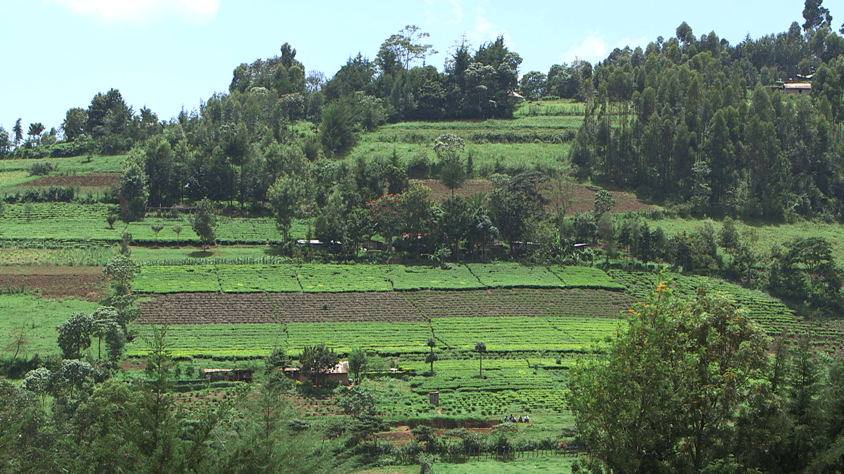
[639,216,844,262]
[0,294,100,356]
[352,454,575,474]
[0,154,127,173]
[132,263,623,294]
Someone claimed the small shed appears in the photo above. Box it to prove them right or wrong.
[203,368,254,383]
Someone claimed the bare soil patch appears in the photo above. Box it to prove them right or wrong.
[16,173,119,189]
[136,289,633,325]
[413,179,655,214]
[0,266,106,301]
[137,292,425,325]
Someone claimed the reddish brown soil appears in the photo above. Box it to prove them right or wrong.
[0,266,106,301]
[413,179,655,214]
[17,173,120,189]
[136,289,633,325]
[374,425,414,446]
[137,292,426,325]
[121,359,147,371]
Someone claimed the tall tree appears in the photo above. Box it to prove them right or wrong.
[434,133,466,197]
[378,25,438,70]
[12,118,23,146]
[57,312,95,360]
[26,123,45,143]
[803,0,833,32]
[268,173,311,243]
[191,198,218,250]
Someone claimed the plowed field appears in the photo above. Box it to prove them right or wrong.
[0,266,106,301]
[17,173,120,188]
[136,288,634,325]
[414,179,655,213]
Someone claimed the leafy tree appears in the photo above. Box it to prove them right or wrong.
[117,153,148,222]
[26,122,45,142]
[172,223,182,243]
[519,71,546,100]
[475,341,487,377]
[378,25,437,70]
[62,107,87,142]
[104,254,138,296]
[299,345,339,386]
[0,125,9,158]
[22,367,52,405]
[318,101,356,156]
[804,0,833,32]
[369,193,403,252]
[593,189,616,218]
[50,359,101,399]
[488,172,548,255]
[437,196,471,261]
[57,312,94,359]
[339,386,377,417]
[434,133,466,197]
[150,223,164,243]
[348,347,368,384]
[268,174,311,242]
[191,198,218,250]
[91,306,124,361]
[567,285,770,473]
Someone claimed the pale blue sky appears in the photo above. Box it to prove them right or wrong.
[0,0,812,133]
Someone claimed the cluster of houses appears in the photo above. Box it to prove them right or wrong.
[202,361,351,385]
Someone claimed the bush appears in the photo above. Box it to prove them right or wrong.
[28,162,55,176]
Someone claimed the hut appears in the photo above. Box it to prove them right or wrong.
[203,368,254,383]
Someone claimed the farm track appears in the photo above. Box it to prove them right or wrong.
[136,288,635,325]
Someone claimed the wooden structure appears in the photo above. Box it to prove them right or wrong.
[203,368,254,383]
[283,361,350,386]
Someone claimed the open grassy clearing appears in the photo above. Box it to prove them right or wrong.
[0,154,127,174]
[352,457,576,474]
[0,294,100,356]
[640,216,844,262]
[0,202,310,244]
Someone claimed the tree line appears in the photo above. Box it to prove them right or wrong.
[568,284,844,473]
[570,7,844,222]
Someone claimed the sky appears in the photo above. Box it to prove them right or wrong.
[0,0,814,133]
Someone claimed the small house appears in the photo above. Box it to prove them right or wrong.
[772,82,812,95]
[283,361,350,386]
[203,368,254,383]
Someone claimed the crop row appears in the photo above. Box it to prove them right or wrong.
[128,314,618,360]
[133,263,626,294]
[608,270,802,337]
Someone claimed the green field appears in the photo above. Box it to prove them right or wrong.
[0,294,100,356]
[639,216,844,262]
[0,154,127,173]
[132,263,626,293]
